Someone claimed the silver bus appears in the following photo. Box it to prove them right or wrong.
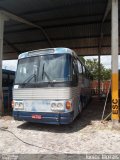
[12,48,92,124]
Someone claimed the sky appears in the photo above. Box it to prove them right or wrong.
[3,60,18,71]
[85,55,120,69]
[85,56,112,69]
[2,55,120,71]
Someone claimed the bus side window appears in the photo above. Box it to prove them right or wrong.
[72,58,78,84]
[77,60,82,74]
[82,65,85,76]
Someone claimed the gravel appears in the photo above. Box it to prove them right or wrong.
[0,98,120,154]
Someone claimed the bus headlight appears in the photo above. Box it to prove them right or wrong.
[14,101,24,109]
[51,103,57,110]
[15,102,19,108]
[51,102,64,111]
[19,102,24,109]
[57,103,64,109]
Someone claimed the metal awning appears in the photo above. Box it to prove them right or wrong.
[0,0,116,59]
[0,0,120,124]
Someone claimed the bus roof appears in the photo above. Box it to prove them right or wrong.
[2,69,15,75]
[18,47,76,59]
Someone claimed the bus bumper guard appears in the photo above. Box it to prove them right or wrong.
[13,111,74,124]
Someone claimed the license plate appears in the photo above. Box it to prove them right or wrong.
[32,114,42,119]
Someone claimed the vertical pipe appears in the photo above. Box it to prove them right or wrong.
[0,15,4,113]
[111,0,119,123]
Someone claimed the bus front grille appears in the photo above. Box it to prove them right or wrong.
[13,87,79,100]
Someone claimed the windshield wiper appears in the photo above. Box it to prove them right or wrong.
[21,74,36,87]
[42,63,53,85]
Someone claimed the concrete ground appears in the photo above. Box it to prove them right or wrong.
[0,97,120,154]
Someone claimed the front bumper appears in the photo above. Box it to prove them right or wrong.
[13,111,74,124]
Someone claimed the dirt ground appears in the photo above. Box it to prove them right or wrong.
[0,97,120,154]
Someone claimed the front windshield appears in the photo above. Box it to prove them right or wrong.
[15,54,72,84]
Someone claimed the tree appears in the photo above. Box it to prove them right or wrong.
[85,58,111,81]
[79,56,85,64]
[102,68,111,80]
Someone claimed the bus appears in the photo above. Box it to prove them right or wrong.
[3,69,15,113]
[3,69,15,87]
[12,48,92,124]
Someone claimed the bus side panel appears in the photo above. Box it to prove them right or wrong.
[72,87,80,119]
[80,74,91,107]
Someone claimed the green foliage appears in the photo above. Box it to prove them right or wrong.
[85,58,111,80]
[79,56,85,64]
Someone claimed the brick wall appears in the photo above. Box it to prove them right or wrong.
[91,80,111,95]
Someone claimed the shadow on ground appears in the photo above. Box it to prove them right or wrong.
[17,97,111,133]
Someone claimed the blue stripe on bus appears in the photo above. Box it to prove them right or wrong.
[13,111,74,125]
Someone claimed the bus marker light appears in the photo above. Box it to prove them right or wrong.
[66,101,71,110]
[12,100,14,108]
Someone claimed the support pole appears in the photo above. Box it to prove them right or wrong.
[98,53,101,98]
[98,0,111,99]
[0,14,5,113]
[111,0,119,123]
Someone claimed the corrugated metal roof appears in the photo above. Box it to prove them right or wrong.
[0,0,117,59]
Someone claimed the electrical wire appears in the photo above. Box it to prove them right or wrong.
[0,122,88,154]
[0,127,62,153]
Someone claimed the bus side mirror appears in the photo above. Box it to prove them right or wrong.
[72,73,78,84]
